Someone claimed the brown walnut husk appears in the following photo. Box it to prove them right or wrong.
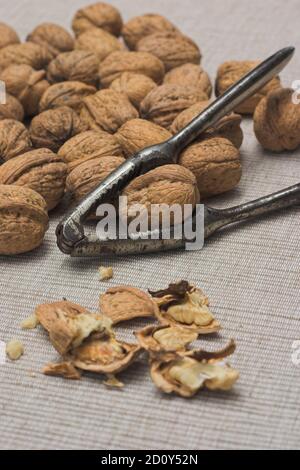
[0,43,51,72]
[216,60,281,114]
[110,72,157,108]
[29,106,86,152]
[179,137,242,198]
[80,89,138,133]
[39,81,96,113]
[47,50,99,86]
[27,23,74,59]
[75,28,122,62]
[72,2,123,37]
[164,63,212,99]
[122,14,178,50]
[99,51,165,87]
[0,148,67,210]
[0,184,48,255]
[254,87,300,152]
[0,23,20,49]
[0,119,32,163]
[135,324,198,354]
[0,94,24,122]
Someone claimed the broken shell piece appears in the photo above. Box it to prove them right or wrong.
[43,361,81,380]
[135,324,198,353]
[35,300,113,355]
[104,374,124,388]
[100,285,159,325]
[21,313,39,329]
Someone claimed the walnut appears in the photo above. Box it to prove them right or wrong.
[164,63,212,98]
[171,100,243,149]
[29,106,86,152]
[116,118,171,158]
[72,2,123,37]
[0,184,49,255]
[120,164,200,224]
[0,148,67,210]
[0,65,49,116]
[43,361,81,380]
[254,88,300,152]
[0,43,51,72]
[75,28,122,62]
[110,72,157,108]
[58,130,123,171]
[99,51,165,87]
[179,137,242,198]
[80,89,138,133]
[135,324,198,354]
[47,50,99,86]
[6,339,24,360]
[0,119,32,163]
[140,84,207,129]
[216,60,281,114]
[27,23,74,59]
[122,13,178,50]
[65,155,125,202]
[39,81,96,113]
[0,23,20,49]
[0,93,24,122]
[99,285,159,325]
[136,32,201,72]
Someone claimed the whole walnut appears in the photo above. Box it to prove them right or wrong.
[116,118,171,157]
[39,81,96,113]
[58,130,123,171]
[0,119,32,162]
[66,155,125,202]
[47,50,99,86]
[0,65,49,116]
[72,2,123,37]
[0,94,24,122]
[140,84,207,130]
[0,148,67,210]
[99,51,165,87]
[27,23,74,59]
[164,63,212,99]
[0,43,51,72]
[0,184,49,255]
[122,14,178,50]
[110,72,157,108]
[29,106,86,152]
[136,32,201,72]
[171,101,243,149]
[216,60,281,114]
[254,88,300,152]
[0,23,20,49]
[120,164,200,224]
[80,89,138,134]
[179,137,241,198]
[75,28,122,62]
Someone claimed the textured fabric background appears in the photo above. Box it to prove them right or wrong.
[0,0,300,450]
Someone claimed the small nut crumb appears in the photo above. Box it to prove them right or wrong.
[21,313,39,330]
[104,374,124,389]
[99,266,114,281]
[6,339,24,360]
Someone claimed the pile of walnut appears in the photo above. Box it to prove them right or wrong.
[27,281,239,397]
[0,2,297,256]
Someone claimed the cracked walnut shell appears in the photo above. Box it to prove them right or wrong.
[0,43,51,72]
[0,23,20,49]
[164,63,212,99]
[47,50,99,86]
[0,94,24,122]
[0,148,67,210]
[135,324,198,354]
[122,14,178,50]
[27,23,74,59]
[0,119,32,163]
[75,28,122,62]
[39,81,96,113]
[110,72,157,108]
[0,184,48,255]
[72,2,123,37]
[43,361,81,380]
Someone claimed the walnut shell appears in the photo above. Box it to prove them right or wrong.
[0,119,32,163]
[136,32,201,72]
[110,72,157,108]
[72,2,123,37]
[0,148,67,210]
[99,51,165,87]
[0,65,49,116]
[66,155,125,202]
[122,14,178,50]
[254,88,300,152]
[140,84,207,130]
[216,60,281,114]
[164,63,212,98]
[171,101,243,149]
[39,81,96,113]
[80,89,138,134]
[47,50,99,86]
[75,28,122,62]
[0,184,48,255]
[135,324,198,354]
[27,23,74,59]
[179,137,241,198]
[58,129,123,171]
[0,94,24,122]
[116,118,171,158]
[0,23,20,49]
[0,43,51,72]
[29,106,86,152]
